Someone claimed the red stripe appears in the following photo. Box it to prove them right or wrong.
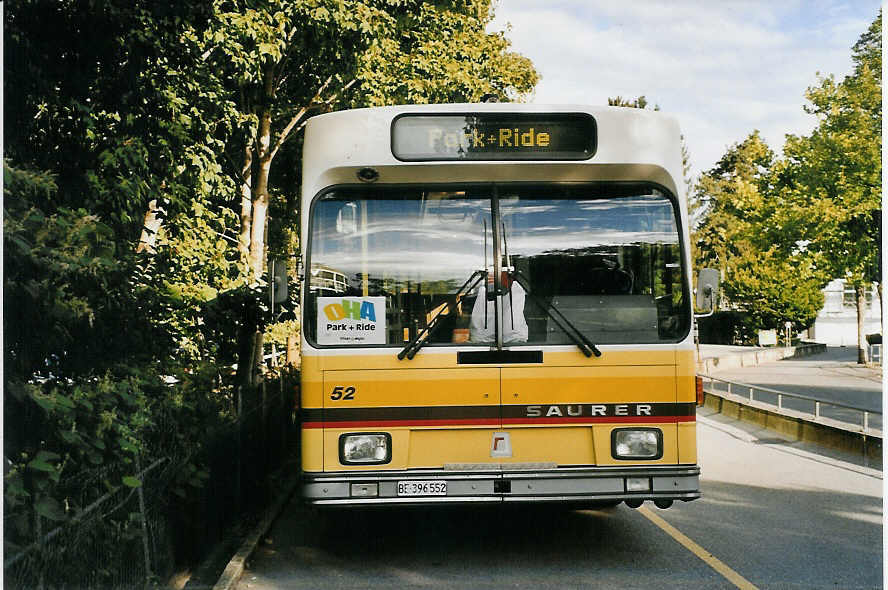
[302,418,500,429]
[301,416,695,429]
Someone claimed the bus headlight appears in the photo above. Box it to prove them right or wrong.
[339,433,391,465]
[611,428,662,460]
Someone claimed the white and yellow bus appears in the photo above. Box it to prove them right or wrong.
[298,103,706,509]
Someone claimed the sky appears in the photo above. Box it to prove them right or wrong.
[489,0,881,181]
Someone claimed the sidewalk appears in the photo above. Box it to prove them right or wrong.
[699,344,883,381]
[696,342,827,373]
[697,344,883,466]
[777,345,882,382]
[702,345,882,413]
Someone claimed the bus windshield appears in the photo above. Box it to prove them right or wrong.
[306,184,689,348]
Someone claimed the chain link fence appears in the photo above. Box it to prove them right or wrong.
[4,372,297,589]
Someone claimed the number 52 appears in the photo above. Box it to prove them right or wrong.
[330,386,355,401]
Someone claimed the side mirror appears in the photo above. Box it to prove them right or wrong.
[269,258,288,304]
[695,268,720,317]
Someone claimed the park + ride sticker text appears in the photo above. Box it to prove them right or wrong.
[317,296,386,345]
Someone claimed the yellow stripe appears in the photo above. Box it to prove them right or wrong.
[638,506,759,590]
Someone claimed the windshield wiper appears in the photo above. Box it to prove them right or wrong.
[509,269,602,358]
[502,221,515,331]
[398,269,487,360]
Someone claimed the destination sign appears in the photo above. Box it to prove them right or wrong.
[391,113,596,161]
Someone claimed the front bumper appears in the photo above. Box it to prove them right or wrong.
[302,464,700,506]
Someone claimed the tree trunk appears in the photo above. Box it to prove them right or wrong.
[136,199,164,254]
[252,330,265,384]
[248,154,272,282]
[238,141,253,264]
[856,283,868,364]
[236,299,258,389]
[248,183,269,283]
[248,62,276,283]
[286,334,299,367]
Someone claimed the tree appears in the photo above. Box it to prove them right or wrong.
[189,0,538,385]
[3,1,538,575]
[693,132,825,338]
[779,11,881,362]
[193,0,538,285]
[4,4,249,572]
[5,1,249,368]
[358,2,538,107]
[5,3,238,238]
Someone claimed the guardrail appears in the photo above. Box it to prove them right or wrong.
[699,374,881,435]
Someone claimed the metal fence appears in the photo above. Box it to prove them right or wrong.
[869,343,882,365]
[4,457,179,589]
[4,373,297,590]
[700,374,882,435]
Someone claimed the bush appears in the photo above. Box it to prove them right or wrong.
[697,311,759,345]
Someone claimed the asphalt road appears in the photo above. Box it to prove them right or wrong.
[236,414,883,589]
[705,346,883,431]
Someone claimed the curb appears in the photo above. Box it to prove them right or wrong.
[701,390,882,468]
[697,413,883,479]
[212,477,299,590]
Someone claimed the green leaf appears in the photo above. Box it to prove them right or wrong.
[31,394,56,412]
[55,394,76,410]
[5,472,30,503]
[59,430,81,444]
[11,235,32,252]
[122,476,142,488]
[27,450,61,472]
[34,496,66,521]
[119,438,138,453]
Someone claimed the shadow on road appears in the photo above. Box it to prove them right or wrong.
[240,480,882,589]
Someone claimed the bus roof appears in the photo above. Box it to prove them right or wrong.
[302,103,685,202]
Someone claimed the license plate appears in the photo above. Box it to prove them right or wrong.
[397,480,447,497]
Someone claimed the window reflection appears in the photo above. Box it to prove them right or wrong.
[308,189,491,346]
[306,186,688,347]
[498,188,688,344]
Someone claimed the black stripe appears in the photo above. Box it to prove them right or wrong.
[302,405,501,423]
[457,350,543,364]
[302,402,694,423]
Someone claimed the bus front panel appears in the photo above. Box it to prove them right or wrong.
[301,179,699,506]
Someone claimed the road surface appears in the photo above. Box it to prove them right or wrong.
[236,412,883,589]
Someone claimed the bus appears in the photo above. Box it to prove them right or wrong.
[298,103,708,509]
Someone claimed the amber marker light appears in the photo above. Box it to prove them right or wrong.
[696,376,704,406]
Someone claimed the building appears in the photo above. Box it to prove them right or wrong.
[309,264,349,296]
[810,279,881,346]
